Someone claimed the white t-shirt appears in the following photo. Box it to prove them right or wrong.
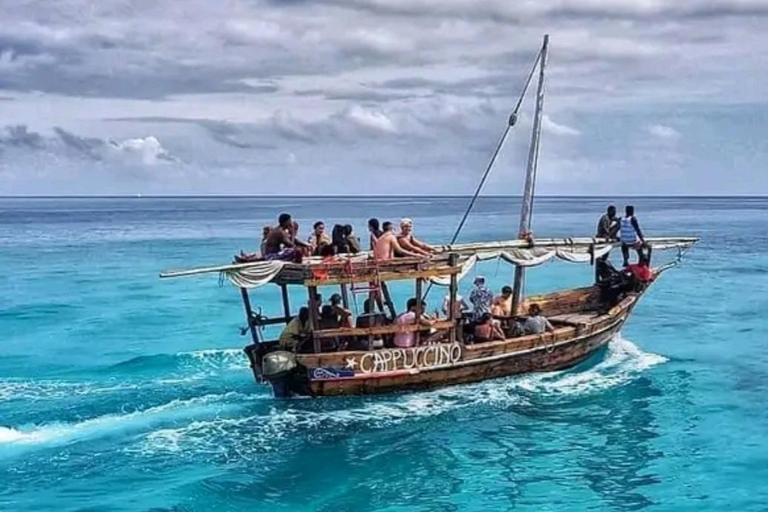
[393,311,417,348]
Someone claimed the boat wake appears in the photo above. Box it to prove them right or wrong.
[0,349,249,404]
[133,335,667,459]
[513,334,667,396]
[110,348,249,377]
[2,336,666,461]
[0,379,139,402]
[0,392,256,453]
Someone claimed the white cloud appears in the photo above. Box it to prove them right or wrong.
[110,136,179,165]
[646,124,681,139]
[342,105,398,133]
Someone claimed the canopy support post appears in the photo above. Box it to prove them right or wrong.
[308,286,320,353]
[340,283,350,309]
[380,282,397,320]
[240,288,260,344]
[280,284,291,324]
[512,34,549,314]
[448,253,459,343]
[415,278,423,345]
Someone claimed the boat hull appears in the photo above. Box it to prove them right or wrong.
[249,288,639,397]
[305,311,625,397]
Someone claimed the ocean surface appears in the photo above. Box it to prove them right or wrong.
[1,196,767,511]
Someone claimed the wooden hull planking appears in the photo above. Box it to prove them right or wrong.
[279,289,641,397]
[306,308,627,397]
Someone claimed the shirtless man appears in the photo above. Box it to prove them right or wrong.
[397,218,435,257]
[491,286,514,317]
[264,213,309,260]
[368,218,383,251]
[373,221,422,261]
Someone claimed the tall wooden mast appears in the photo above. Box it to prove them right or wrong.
[512,34,549,314]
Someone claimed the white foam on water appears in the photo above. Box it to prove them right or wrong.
[180,349,249,369]
[513,334,667,396]
[0,379,139,402]
[0,392,255,452]
[134,335,667,458]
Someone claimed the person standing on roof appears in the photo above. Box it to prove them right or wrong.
[619,205,645,267]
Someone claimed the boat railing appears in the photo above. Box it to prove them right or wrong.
[311,319,456,339]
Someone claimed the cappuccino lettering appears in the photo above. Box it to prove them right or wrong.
[351,343,462,374]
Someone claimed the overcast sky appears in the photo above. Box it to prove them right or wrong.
[1,0,767,195]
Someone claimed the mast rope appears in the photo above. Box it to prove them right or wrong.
[446,46,543,248]
[422,44,543,302]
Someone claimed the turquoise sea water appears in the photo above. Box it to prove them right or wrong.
[1,196,767,511]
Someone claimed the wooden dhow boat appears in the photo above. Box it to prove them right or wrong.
[160,36,698,397]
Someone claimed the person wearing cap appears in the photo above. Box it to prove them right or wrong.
[397,218,434,257]
[469,276,494,321]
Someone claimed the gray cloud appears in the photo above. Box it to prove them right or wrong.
[0,125,46,150]
[1,0,767,195]
[0,124,180,165]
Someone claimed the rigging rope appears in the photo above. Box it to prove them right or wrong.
[446,47,542,248]
[422,45,543,302]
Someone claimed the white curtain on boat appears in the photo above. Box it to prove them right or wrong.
[430,245,612,286]
[221,261,286,289]
[556,244,612,263]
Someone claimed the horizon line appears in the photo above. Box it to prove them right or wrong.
[3,194,768,199]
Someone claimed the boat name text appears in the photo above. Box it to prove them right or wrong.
[352,343,462,374]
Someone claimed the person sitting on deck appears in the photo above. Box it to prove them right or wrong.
[260,225,271,255]
[343,225,361,254]
[373,222,422,261]
[292,221,313,257]
[263,213,308,261]
[234,225,273,262]
[522,304,555,335]
[442,292,470,319]
[491,286,514,318]
[625,253,653,291]
[319,244,337,260]
[307,221,331,255]
[619,205,646,267]
[397,218,435,257]
[474,313,505,342]
[318,305,341,351]
[368,218,383,251]
[469,276,494,321]
[356,299,387,328]
[279,307,311,351]
[393,298,433,348]
[331,224,351,254]
[354,298,387,350]
[596,205,620,240]
[329,293,353,328]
